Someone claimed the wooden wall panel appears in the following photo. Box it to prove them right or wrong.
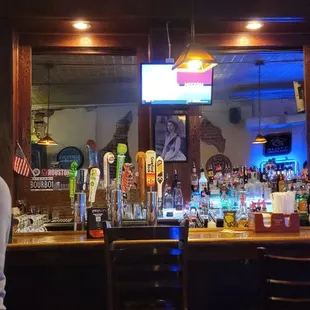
[20,34,148,49]
[151,107,200,201]
[149,29,201,201]
[15,46,32,200]
[0,27,17,192]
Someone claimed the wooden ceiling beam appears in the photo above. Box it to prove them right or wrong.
[20,34,148,50]
[4,0,310,20]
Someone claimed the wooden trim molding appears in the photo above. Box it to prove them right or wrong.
[15,46,32,200]
[304,47,310,166]
[20,34,148,49]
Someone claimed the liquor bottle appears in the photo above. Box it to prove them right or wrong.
[191,162,199,194]
[243,166,248,184]
[207,167,214,183]
[174,182,184,211]
[164,173,169,193]
[237,202,248,228]
[199,168,208,197]
[277,173,286,192]
[172,169,179,191]
[163,186,174,209]
[220,185,229,209]
[298,186,308,226]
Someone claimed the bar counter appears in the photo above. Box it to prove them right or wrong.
[6,228,310,310]
[9,227,310,247]
[7,228,310,259]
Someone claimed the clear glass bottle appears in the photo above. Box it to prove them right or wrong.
[174,182,184,211]
[163,186,174,209]
[237,203,248,228]
[199,168,208,196]
[191,162,199,195]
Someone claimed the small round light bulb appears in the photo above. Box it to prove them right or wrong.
[73,21,90,30]
[187,60,203,72]
[246,21,263,30]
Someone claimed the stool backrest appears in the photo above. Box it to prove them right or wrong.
[258,247,310,309]
[103,221,189,310]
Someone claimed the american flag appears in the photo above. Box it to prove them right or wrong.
[13,143,32,177]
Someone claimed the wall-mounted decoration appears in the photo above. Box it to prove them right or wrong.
[30,177,54,191]
[200,118,226,153]
[206,154,232,174]
[263,133,292,156]
[153,113,188,162]
[30,169,70,191]
[57,147,84,169]
[99,111,133,178]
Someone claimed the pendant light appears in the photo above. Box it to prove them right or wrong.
[252,60,267,144]
[172,0,217,72]
[30,116,40,144]
[37,64,58,146]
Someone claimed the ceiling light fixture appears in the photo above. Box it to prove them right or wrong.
[37,64,58,146]
[73,21,91,30]
[246,21,264,30]
[253,60,267,145]
[253,133,267,144]
[172,0,217,73]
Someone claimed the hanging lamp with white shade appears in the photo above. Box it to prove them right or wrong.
[252,60,267,144]
[37,63,58,146]
[172,0,217,73]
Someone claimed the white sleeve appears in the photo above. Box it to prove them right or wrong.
[0,177,11,310]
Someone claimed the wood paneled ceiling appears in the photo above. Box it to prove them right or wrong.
[3,0,310,36]
[3,0,310,20]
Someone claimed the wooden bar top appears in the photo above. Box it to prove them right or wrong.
[8,228,310,250]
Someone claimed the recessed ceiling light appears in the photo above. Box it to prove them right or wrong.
[73,21,91,30]
[246,21,264,30]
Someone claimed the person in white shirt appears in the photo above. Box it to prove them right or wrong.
[0,177,11,310]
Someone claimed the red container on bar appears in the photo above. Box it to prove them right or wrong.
[248,212,300,233]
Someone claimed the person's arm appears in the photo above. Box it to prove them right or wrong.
[0,178,11,310]
[164,136,181,161]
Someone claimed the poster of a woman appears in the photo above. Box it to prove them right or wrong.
[154,115,187,162]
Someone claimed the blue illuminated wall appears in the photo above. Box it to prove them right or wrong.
[201,50,306,169]
[249,124,306,172]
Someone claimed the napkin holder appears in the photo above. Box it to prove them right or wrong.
[248,212,300,233]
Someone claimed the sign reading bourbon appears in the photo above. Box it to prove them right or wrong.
[263,133,292,156]
[30,169,70,191]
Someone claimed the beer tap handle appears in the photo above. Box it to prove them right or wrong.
[146,150,156,191]
[89,168,101,207]
[103,152,115,190]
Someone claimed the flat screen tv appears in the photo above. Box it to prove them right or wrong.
[140,63,213,105]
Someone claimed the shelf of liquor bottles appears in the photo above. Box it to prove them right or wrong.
[164,158,310,229]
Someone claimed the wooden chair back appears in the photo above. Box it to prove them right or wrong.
[258,247,310,309]
[104,221,189,310]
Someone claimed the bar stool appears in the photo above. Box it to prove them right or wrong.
[103,221,189,310]
[258,247,310,309]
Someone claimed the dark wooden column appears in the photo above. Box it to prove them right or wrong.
[146,28,201,201]
[137,47,151,152]
[0,25,18,193]
[15,46,32,199]
[304,47,310,166]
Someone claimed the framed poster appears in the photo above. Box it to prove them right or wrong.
[153,113,188,162]
[263,133,292,156]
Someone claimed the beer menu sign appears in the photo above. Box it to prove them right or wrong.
[263,133,292,156]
